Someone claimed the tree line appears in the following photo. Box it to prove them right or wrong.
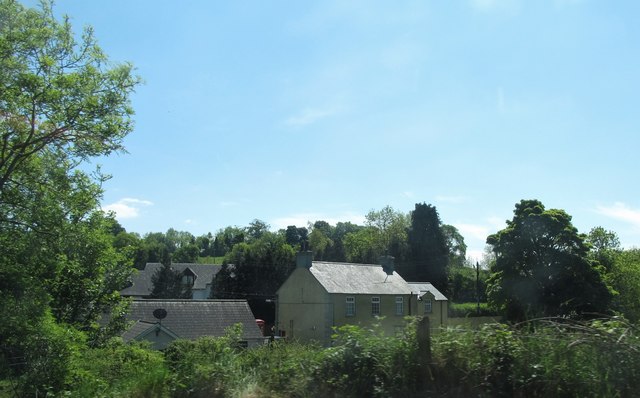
[128,203,475,302]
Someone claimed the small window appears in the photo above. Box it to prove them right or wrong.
[424,298,433,314]
[395,296,404,316]
[182,273,194,286]
[346,296,356,317]
[371,297,380,316]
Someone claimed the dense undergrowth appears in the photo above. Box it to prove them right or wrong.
[1,317,638,397]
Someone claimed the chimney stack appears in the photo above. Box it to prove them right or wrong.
[296,251,313,269]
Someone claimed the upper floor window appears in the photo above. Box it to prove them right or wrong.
[371,297,380,316]
[346,296,355,317]
[424,298,433,314]
[182,273,195,286]
[395,296,404,316]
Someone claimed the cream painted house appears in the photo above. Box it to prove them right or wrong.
[275,253,448,345]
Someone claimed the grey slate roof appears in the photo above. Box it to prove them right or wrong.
[121,263,221,297]
[407,282,448,301]
[310,261,411,295]
[121,320,179,342]
[124,299,263,341]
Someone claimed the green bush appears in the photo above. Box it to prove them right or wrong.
[431,318,640,397]
[239,340,323,397]
[163,324,247,398]
[312,320,423,398]
[449,302,498,317]
[67,339,168,397]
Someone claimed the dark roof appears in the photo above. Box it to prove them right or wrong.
[121,263,221,297]
[124,299,263,341]
[309,261,412,295]
[121,320,179,342]
[407,282,448,301]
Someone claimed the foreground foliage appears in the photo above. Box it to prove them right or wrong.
[3,319,637,397]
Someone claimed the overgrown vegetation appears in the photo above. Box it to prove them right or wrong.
[449,302,497,317]
[4,319,637,397]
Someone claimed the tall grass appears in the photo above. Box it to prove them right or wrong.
[9,317,638,397]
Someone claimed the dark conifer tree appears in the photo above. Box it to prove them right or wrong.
[404,203,449,292]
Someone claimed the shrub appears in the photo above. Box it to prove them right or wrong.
[163,323,247,398]
[68,339,168,397]
[312,320,423,398]
[431,318,640,397]
[449,302,498,317]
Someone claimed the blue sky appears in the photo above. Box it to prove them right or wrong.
[33,0,640,260]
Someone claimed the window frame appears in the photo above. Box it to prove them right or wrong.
[345,296,356,317]
[395,296,404,316]
[424,298,433,314]
[371,296,381,316]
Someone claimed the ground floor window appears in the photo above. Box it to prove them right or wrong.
[424,298,433,314]
[395,296,404,316]
[346,296,355,316]
[371,297,380,316]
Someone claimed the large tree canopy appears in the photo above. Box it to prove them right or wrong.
[0,1,139,392]
[486,199,612,322]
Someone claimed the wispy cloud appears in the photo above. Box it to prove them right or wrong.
[596,202,640,229]
[284,108,335,127]
[497,87,506,113]
[469,0,521,14]
[403,191,415,199]
[103,198,153,219]
[454,223,490,241]
[435,195,469,204]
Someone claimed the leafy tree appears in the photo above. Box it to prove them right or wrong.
[449,264,489,303]
[247,219,269,241]
[0,0,139,392]
[343,227,380,264]
[165,228,195,251]
[195,233,214,257]
[284,225,308,249]
[365,205,409,260]
[442,224,468,268]
[486,200,612,322]
[586,226,621,271]
[327,221,363,262]
[607,249,640,323]
[212,226,246,257]
[212,231,295,299]
[0,0,138,195]
[308,225,333,260]
[173,243,199,263]
[404,203,449,291]
[150,261,192,299]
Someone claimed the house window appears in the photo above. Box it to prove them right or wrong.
[424,298,433,314]
[346,296,356,317]
[395,296,404,316]
[371,297,380,316]
[181,273,194,286]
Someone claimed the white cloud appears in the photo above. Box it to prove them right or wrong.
[435,195,469,204]
[466,249,485,263]
[596,202,640,229]
[454,223,490,241]
[103,198,153,219]
[284,108,334,127]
